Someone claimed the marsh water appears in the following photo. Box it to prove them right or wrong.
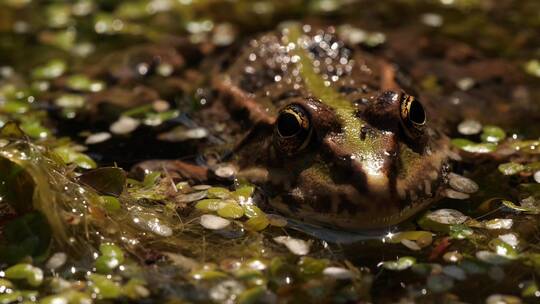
[1,1,540,303]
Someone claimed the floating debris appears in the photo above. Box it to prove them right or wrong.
[214,164,237,179]
[131,212,173,237]
[32,59,66,79]
[451,138,497,154]
[456,77,475,91]
[4,263,44,287]
[483,218,513,230]
[448,172,479,194]
[65,74,105,92]
[267,214,287,227]
[200,214,231,230]
[273,236,310,256]
[85,132,111,145]
[244,215,270,231]
[95,243,125,274]
[55,94,86,109]
[322,267,354,280]
[481,125,506,143]
[158,126,208,142]
[385,231,433,249]
[193,184,212,191]
[338,24,367,44]
[152,99,170,112]
[217,201,244,219]
[212,23,236,46]
[498,162,525,175]
[486,294,523,304]
[501,197,540,214]
[476,251,511,265]
[498,233,519,248]
[443,251,463,263]
[427,274,454,293]
[209,279,245,302]
[432,209,469,225]
[421,13,443,27]
[45,252,67,270]
[442,265,466,281]
[381,257,416,271]
[110,116,140,135]
[178,191,207,203]
[458,119,482,135]
[443,188,470,200]
[525,59,540,78]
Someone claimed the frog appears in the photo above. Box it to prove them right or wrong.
[136,25,450,231]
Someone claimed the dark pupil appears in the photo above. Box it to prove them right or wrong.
[409,100,426,124]
[277,112,301,137]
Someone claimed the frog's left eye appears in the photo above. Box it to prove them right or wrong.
[399,94,426,138]
[274,104,313,155]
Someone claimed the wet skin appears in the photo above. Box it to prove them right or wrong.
[130,25,451,230]
[209,25,450,230]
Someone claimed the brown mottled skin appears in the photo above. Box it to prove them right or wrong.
[212,26,449,230]
[136,26,450,230]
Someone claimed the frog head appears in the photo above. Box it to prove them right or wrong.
[217,27,449,230]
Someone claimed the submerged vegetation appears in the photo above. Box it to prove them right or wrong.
[1,0,540,303]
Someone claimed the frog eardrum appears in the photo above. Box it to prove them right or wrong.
[399,94,426,139]
[273,104,313,155]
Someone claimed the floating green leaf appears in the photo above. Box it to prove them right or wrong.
[451,138,497,153]
[4,263,44,287]
[481,125,506,143]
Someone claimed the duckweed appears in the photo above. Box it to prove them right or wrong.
[0,1,539,303]
[195,198,223,211]
[4,263,43,287]
[88,274,122,299]
[237,286,266,304]
[451,138,497,153]
[53,146,96,169]
[31,59,66,80]
[40,291,92,304]
[100,195,121,212]
[65,75,105,92]
[217,201,244,219]
[95,243,125,274]
[207,187,231,199]
[244,215,270,231]
[481,125,506,143]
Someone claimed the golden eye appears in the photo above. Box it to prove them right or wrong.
[274,104,313,155]
[399,94,426,138]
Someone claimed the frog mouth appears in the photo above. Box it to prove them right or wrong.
[396,166,446,202]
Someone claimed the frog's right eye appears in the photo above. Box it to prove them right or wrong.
[399,94,426,139]
[274,104,313,155]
